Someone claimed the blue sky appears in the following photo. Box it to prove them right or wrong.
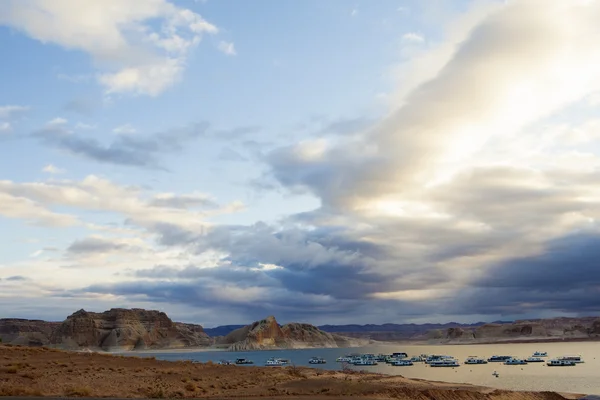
[2,0,600,327]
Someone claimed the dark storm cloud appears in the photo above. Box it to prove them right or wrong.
[477,233,600,291]
[32,122,209,169]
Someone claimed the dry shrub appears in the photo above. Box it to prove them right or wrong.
[64,386,92,397]
[0,385,44,396]
[1,366,18,374]
[184,382,196,392]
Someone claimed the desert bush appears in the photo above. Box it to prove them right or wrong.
[287,363,305,378]
[1,366,18,374]
[184,382,196,391]
[64,386,92,396]
[0,385,43,396]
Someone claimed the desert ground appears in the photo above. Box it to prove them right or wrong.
[0,344,585,399]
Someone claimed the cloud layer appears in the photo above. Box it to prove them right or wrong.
[3,1,600,326]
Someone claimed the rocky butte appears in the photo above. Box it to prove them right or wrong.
[216,315,366,350]
[0,308,211,351]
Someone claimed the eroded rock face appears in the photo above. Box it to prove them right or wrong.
[220,316,356,350]
[0,319,60,346]
[49,308,212,351]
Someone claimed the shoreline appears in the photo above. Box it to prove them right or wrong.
[0,344,586,399]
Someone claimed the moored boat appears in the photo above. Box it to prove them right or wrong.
[487,355,512,362]
[464,356,488,365]
[547,359,576,366]
[218,360,234,365]
[309,357,326,364]
[504,358,527,365]
[557,355,584,363]
[235,358,254,365]
[429,359,460,367]
[525,357,544,363]
[352,359,378,366]
[336,356,352,362]
[265,357,288,366]
[532,351,548,357]
[391,359,413,366]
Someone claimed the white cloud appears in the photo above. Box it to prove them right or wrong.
[217,40,236,56]
[0,122,10,132]
[402,32,424,43]
[47,117,68,126]
[112,123,137,135]
[74,122,96,130]
[42,164,66,174]
[0,0,219,96]
[351,8,358,17]
[0,105,29,119]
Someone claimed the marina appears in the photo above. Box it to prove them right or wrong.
[130,341,600,395]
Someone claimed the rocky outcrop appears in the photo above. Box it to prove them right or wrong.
[49,308,212,351]
[0,308,212,351]
[0,318,60,346]
[437,317,600,343]
[219,316,363,350]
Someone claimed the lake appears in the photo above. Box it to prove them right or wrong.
[126,342,600,395]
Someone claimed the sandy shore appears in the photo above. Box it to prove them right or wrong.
[0,344,586,399]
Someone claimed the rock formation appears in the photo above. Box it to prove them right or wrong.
[0,318,60,347]
[219,316,362,350]
[0,308,211,351]
[49,308,212,351]
[437,317,600,343]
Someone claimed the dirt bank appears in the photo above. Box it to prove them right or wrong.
[0,344,585,399]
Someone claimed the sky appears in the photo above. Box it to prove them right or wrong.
[2,0,600,328]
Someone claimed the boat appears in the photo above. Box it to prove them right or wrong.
[532,351,548,357]
[265,358,288,366]
[352,359,378,366]
[391,360,413,366]
[547,359,576,366]
[429,359,460,367]
[409,356,425,362]
[557,355,584,363]
[392,352,408,358]
[525,357,544,363]
[374,354,387,361]
[308,357,326,364]
[504,358,527,365]
[487,355,512,362]
[336,356,352,363]
[235,358,254,365]
[218,360,234,365]
[464,356,488,365]
[425,355,453,364]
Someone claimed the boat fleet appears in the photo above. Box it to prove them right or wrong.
[216,350,583,368]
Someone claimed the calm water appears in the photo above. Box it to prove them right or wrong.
[127,342,600,395]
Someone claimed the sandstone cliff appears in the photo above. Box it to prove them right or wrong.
[49,308,212,351]
[219,316,364,350]
[436,317,600,343]
[0,308,211,351]
[0,318,60,346]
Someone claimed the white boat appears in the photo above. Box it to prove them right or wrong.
[218,360,233,365]
[308,357,326,364]
[504,358,527,365]
[409,356,425,362]
[391,360,413,366]
[336,356,352,362]
[425,355,453,364]
[487,355,512,362]
[547,359,575,366]
[464,356,488,365]
[352,359,377,366]
[532,351,548,357]
[557,355,584,363]
[235,358,254,365]
[265,358,288,366]
[429,359,460,367]
[525,357,544,363]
